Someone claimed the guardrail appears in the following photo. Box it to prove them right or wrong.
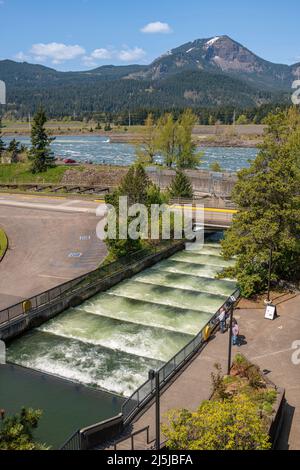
[114,426,151,451]
[60,287,240,450]
[0,182,110,195]
[60,430,82,451]
[121,287,240,425]
[0,240,184,329]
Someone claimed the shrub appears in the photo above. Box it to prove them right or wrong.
[163,394,271,450]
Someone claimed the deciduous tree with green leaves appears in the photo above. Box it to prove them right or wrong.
[162,394,271,450]
[156,113,178,168]
[219,107,300,297]
[135,113,157,165]
[156,110,202,169]
[176,109,203,169]
[29,109,55,174]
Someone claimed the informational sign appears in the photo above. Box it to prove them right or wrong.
[265,304,276,320]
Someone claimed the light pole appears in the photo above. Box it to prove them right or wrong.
[266,246,273,303]
[149,369,160,450]
[227,304,234,375]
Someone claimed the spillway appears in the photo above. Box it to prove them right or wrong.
[7,238,235,397]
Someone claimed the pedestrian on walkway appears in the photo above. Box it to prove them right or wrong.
[218,306,227,333]
[232,321,239,346]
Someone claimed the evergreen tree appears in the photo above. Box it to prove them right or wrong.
[28,109,55,174]
[104,164,151,258]
[119,163,150,205]
[0,407,48,450]
[220,107,300,297]
[7,138,22,162]
[168,170,193,199]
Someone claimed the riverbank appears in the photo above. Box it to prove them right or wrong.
[2,122,265,148]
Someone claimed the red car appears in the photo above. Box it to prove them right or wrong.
[63,158,77,164]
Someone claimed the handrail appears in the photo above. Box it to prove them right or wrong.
[0,240,184,328]
[121,287,241,425]
[113,426,150,451]
[60,430,81,451]
[60,287,240,450]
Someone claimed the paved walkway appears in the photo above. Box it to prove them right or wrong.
[111,292,300,450]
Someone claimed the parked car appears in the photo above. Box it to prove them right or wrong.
[63,158,77,164]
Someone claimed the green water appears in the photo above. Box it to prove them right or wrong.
[7,239,235,398]
[0,364,123,449]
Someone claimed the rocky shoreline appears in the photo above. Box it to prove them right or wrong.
[3,130,262,148]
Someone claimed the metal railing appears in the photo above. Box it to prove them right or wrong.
[0,240,184,328]
[121,287,241,425]
[60,287,240,450]
[113,426,151,451]
[60,430,81,451]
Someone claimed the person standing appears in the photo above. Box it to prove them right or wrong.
[218,307,227,334]
[232,321,239,346]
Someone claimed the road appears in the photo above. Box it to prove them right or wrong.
[0,193,235,310]
[0,193,107,310]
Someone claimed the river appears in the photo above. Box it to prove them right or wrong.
[3,135,258,172]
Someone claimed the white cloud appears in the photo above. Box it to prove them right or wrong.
[14,51,31,62]
[30,42,85,63]
[91,48,113,60]
[13,42,147,67]
[118,47,146,62]
[141,21,172,34]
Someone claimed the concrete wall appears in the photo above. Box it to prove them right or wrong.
[147,168,237,197]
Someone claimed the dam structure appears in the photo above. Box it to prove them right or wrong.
[7,236,236,399]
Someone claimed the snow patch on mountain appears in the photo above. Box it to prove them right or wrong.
[205,37,220,47]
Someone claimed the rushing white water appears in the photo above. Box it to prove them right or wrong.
[7,238,235,397]
[3,135,257,171]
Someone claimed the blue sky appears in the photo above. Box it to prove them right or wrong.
[0,0,299,71]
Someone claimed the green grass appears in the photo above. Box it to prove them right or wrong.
[0,228,8,260]
[0,163,69,184]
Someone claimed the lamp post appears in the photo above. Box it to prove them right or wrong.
[227,294,237,375]
[149,369,160,450]
[266,246,273,303]
[227,304,234,375]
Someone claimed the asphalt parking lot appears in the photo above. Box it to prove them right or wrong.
[0,193,107,310]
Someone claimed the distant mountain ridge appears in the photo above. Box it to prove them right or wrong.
[126,35,299,90]
[0,36,295,117]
